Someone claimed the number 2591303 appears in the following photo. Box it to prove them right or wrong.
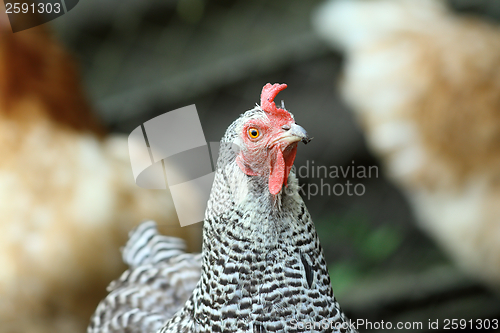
[5,2,61,14]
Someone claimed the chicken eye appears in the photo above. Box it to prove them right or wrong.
[248,127,260,139]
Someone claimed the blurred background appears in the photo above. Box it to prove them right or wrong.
[2,0,500,332]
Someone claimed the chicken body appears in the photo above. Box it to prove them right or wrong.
[0,21,199,333]
[314,0,500,290]
[89,84,356,333]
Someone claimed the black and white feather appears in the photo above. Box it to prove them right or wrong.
[88,221,201,333]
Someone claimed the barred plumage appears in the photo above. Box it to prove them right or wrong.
[89,84,356,333]
[88,222,201,333]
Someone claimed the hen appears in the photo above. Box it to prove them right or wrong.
[89,84,356,333]
[314,0,500,290]
[0,13,200,333]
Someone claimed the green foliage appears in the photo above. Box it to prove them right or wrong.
[317,209,403,262]
[359,225,401,261]
[328,261,362,295]
[315,209,404,293]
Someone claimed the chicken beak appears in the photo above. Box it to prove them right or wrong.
[280,123,312,145]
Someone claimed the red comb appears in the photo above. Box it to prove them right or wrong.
[260,83,288,114]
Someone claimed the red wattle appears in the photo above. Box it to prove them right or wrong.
[269,148,285,195]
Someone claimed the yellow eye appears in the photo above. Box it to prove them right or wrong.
[248,127,260,139]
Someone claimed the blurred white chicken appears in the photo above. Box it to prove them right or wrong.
[314,0,500,291]
[0,12,201,333]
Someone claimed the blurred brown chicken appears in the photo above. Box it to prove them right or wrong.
[0,11,201,333]
[314,0,500,291]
